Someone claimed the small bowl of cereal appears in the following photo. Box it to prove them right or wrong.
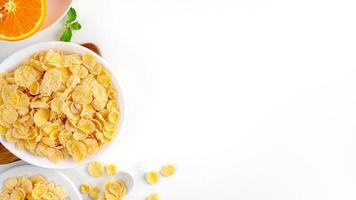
[0,164,82,199]
[0,41,125,169]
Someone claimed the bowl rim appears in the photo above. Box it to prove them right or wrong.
[0,41,126,169]
[39,0,74,32]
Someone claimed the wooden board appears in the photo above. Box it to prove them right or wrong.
[0,144,19,164]
[0,43,102,165]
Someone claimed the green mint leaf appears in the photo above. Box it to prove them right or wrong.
[60,27,72,42]
[71,22,81,30]
[66,7,77,24]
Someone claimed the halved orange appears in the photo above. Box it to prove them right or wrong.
[0,0,46,41]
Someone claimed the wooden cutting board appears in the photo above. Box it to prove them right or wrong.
[0,43,102,165]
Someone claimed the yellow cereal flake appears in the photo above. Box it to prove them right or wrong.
[108,111,120,123]
[107,89,117,99]
[82,53,96,68]
[14,65,40,87]
[2,84,19,105]
[97,73,111,88]
[5,177,17,188]
[92,82,108,110]
[72,85,93,104]
[0,175,67,200]
[40,68,63,95]
[104,180,127,199]
[0,125,8,135]
[88,161,105,177]
[68,141,87,162]
[44,50,63,67]
[33,109,50,127]
[16,92,30,108]
[0,50,120,163]
[69,64,89,78]
[147,193,161,200]
[29,81,40,95]
[1,106,18,124]
[106,164,117,176]
[77,118,95,133]
[104,121,117,132]
[64,54,82,67]
[50,96,64,113]
[88,186,100,199]
[73,129,88,140]
[30,101,49,109]
[106,100,118,111]
[145,171,160,185]
[90,63,102,75]
[62,102,79,121]
[146,194,161,200]
[160,164,176,177]
[83,138,99,155]
[80,183,91,194]
[66,74,81,89]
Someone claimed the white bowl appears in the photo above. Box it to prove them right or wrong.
[0,41,126,169]
[0,165,82,199]
[0,0,73,41]
[39,0,74,32]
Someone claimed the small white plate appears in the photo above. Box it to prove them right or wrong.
[0,41,126,169]
[0,165,82,200]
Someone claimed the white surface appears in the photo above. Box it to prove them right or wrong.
[1,0,356,199]
[0,42,125,169]
[0,164,82,199]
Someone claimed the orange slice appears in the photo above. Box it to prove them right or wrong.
[0,0,46,41]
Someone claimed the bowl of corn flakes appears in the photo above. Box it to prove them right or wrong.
[0,165,82,199]
[0,41,125,169]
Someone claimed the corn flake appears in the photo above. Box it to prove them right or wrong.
[34,109,50,127]
[106,164,117,176]
[147,193,161,200]
[80,183,91,194]
[77,118,95,133]
[89,187,100,199]
[88,161,104,177]
[1,84,18,105]
[40,68,63,95]
[2,106,18,124]
[160,164,176,177]
[145,171,160,185]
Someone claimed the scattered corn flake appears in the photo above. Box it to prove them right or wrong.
[106,164,117,176]
[80,183,92,194]
[145,171,160,185]
[89,187,100,199]
[147,193,161,200]
[88,161,105,177]
[160,164,176,177]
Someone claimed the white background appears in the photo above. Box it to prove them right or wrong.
[1,0,356,199]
